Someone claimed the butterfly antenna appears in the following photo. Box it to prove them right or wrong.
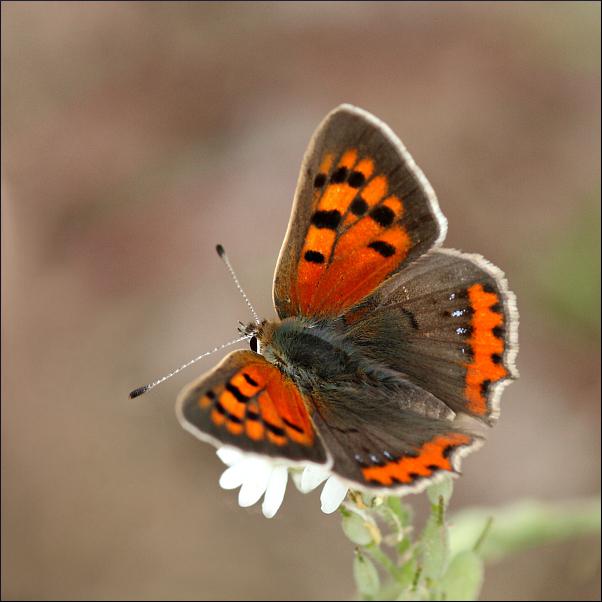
[216,244,261,325]
[128,335,248,399]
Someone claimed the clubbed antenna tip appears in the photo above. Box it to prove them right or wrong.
[127,335,249,399]
[215,243,261,325]
[129,385,149,399]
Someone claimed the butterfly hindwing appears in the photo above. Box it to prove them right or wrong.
[176,350,329,465]
[309,383,480,491]
[274,104,447,319]
[342,249,519,424]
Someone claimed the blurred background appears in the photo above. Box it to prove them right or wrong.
[2,2,600,600]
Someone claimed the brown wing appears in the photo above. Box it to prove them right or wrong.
[273,104,447,319]
[308,384,481,492]
[342,249,519,425]
[176,350,329,466]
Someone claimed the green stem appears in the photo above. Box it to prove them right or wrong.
[473,516,494,553]
[365,544,401,580]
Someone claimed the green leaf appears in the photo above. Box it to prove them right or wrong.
[395,563,425,601]
[387,496,414,527]
[396,534,413,558]
[377,505,404,546]
[427,475,454,509]
[354,549,380,599]
[396,557,419,591]
[342,511,377,546]
[421,516,448,580]
[420,496,450,581]
[440,550,484,601]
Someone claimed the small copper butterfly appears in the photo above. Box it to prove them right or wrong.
[141,105,519,493]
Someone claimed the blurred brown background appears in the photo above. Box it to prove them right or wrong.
[2,2,600,600]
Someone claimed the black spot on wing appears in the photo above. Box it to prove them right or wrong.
[493,325,505,339]
[350,196,368,216]
[311,209,342,230]
[331,166,348,183]
[348,171,366,188]
[313,173,327,188]
[282,417,304,434]
[369,205,395,227]
[264,421,286,437]
[246,409,261,421]
[243,372,259,387]
[442,445,455,459]
[304,250,325,264]
[226,382,249,403]
[368,240,396,257]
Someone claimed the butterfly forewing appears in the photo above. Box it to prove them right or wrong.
[273,104,447,319]
[177,350,329,465]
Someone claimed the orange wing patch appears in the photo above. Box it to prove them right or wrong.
[295,148,412,317]
[196,363,315,447]
[464,283,508,415]
[361,433,472,486]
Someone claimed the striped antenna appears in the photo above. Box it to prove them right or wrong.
[128,335,248,399]
[216,244,261,325]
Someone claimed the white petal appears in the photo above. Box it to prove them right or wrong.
[320,476,348,514]
[262,466,288,519]
[218,462,248,490]
[216,447,244,467]
[290,469,305,492]
[238,459,272,507]
[300,465,330,493]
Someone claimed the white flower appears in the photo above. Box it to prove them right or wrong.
[216,447,348,518]
[217,447,288,518]
[296,464,350,514]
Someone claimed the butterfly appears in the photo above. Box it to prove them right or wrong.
[175,104,518,493]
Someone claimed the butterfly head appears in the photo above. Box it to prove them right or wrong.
[240,317,346,385]
[238,318,291,368]
[238,319,271,357]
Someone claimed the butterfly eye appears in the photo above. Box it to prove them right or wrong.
[249,336,261,354]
